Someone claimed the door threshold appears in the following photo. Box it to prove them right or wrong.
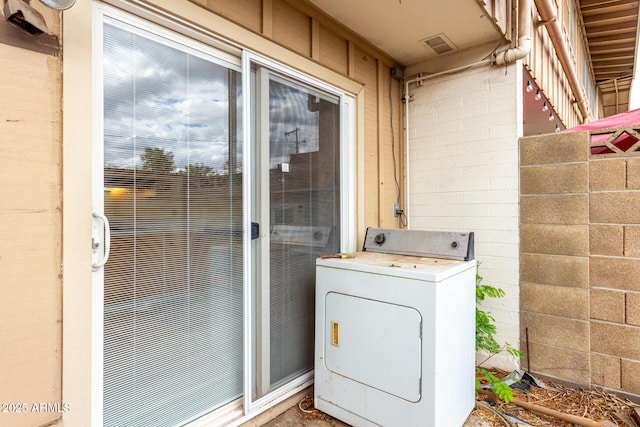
[186,383,313,427]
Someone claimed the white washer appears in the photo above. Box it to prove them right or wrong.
[315,229,477,427]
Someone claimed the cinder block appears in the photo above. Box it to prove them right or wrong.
[590,224,624,256]
[521,163,589,194]
[590,159,626,191]
[590,256,640,291]
[621,359,640,395]
[522,341,589,385]
[520,253,588,288]
[520,132,589,166]
[627,158,640,190]
[625,226,640,257]
[521,224,589,256]
[591,353,621,389]
[591,192,640,224]
[521,194,588,225]
[590,288,625,323]
[626,292,640,326]
[521,282,588,319]
[591,320,640,359]
[521,311,589,352]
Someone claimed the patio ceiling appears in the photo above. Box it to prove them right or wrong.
[307,0,504,66]
[581,0,639,116]
[309,0,639,119]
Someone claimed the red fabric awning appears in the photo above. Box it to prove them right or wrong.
[564,109,640,154]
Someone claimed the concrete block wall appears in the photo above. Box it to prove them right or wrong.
[407,62,521,369]
[589,155,640,396]
[520,130,640,400]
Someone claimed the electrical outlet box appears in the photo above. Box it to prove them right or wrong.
[393,203,402,217]
[390,66,404,81]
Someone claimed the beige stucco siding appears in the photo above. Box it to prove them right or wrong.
[0,40,62,427]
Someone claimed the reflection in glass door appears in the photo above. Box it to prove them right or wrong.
[100,18,243,426]
[254,67,341,397]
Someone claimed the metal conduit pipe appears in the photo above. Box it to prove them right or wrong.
[534,0,591,122]
[494,0,533,65]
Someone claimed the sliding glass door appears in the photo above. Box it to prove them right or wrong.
[98,17,243,426]
[93,9,353,426]
[252,64,342,400]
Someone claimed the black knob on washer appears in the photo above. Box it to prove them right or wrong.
[374,233,386,245]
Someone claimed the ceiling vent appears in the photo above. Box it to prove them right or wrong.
[420,33,456,55]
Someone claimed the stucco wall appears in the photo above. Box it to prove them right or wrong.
[0,11,62,427]
[520,129,640,401]
[407,61,522,369]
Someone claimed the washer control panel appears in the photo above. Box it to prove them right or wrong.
[363,228,474,261]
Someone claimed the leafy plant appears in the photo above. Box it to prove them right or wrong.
[476,368,515,404]
[475,264,523,403]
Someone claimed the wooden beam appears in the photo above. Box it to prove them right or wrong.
[582,0,639,16]
[589,42,635,53]
[583,9,638,26]
[588,33,636,45]
[591,53,635,62]
[581,0,638,10]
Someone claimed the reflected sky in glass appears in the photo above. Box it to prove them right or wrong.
[103,22,241,174]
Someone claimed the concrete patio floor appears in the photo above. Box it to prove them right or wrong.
[257,391,490,427]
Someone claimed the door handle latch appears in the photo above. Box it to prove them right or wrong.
[92,211,111,271]
[251,222,259,240]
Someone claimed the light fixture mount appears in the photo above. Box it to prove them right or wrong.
[4,0,48,35]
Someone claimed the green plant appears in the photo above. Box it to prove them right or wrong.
[475,368,515,404]
[475,264,523,403]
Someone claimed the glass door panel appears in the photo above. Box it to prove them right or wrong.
[101,19,243,427]
[254,66,341,397]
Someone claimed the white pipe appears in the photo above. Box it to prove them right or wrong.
[494,0,533,65]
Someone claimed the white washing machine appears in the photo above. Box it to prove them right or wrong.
[315,228,477,427]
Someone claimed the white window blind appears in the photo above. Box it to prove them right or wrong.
[266,76,341,388]
[102,20,243,426]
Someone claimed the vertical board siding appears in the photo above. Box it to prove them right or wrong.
[319,24,348,76]
[0,45,62,427]
[205,0,262,33]
[354,48,381,227]
[273,0,312,57]
[194,0,403,228]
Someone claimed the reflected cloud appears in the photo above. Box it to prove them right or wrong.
[103,22,241,174]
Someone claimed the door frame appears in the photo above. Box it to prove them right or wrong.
[63,1,360,426]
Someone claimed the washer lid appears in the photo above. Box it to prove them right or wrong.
[317,251,476,282]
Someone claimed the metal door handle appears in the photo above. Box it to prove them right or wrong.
[92,211,111,271]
